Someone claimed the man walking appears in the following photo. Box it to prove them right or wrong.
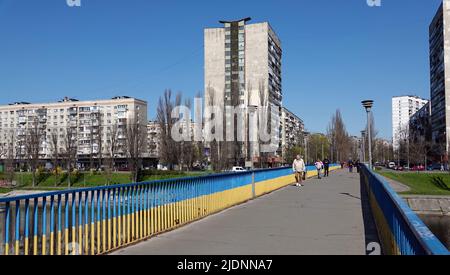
[315,159,323,179]
[323,157,330,177]
[293,155,306,187]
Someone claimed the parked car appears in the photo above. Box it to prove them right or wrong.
[394,166,404,171]
[427,163,442,171]
[388,162,396,169]
[231,166,246,172]
[410,165,425,171]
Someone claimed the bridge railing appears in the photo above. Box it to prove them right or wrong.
[0,164,340,255]
[360,165,449,255]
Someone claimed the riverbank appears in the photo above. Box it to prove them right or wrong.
[402,195,450,216]
[377,171,450,196]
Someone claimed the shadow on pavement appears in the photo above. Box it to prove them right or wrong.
[358,172,382,255]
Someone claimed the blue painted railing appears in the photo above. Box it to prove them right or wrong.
[360,165,449,255]
[0,164,341,255]
[0,166,298,255]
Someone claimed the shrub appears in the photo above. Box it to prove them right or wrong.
[37,169,49,184]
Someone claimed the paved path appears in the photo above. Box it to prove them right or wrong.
[112,170,376,255]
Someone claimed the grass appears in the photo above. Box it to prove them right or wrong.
[377,171,450,196]
[0,171,212,193]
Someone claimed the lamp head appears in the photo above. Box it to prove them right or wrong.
[362,100,374,112]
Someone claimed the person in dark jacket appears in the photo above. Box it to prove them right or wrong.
[348,160,354,173]
[356,160,361,173]
[323,158,330,177]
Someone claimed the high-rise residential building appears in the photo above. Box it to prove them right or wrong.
[281,107,304,161]
[0,96,147,168]
[430,1,450,158]
[409,102,432,144]
[204,18,282,166]
[392,96,428,149]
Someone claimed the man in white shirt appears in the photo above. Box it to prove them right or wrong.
[293,155,306,187]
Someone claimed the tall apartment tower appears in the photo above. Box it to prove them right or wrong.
[392,95,428,149]
[204,18,282,166]
[430,1,450,158]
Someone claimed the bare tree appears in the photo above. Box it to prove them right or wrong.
[4,129,16,184]
[50,129,60,186]
[258,81,270,168]
[365,113,379,164]
[62,126,78,188]
[125,115,146,183]
[306,133,330,162]
[397,126,409,167]
[179,98,197,171]
[88,111,104,172]
[25,118,43,187]
[0,137,7,160]
[206,86,218,171]
[157,90,180,170]
[97,115,104,172]
[105,124,119,185]
[328,110,351,163]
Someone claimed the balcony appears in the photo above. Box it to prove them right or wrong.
[18,116,27,124]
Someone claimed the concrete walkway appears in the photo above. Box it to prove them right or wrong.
[112,170,376,255]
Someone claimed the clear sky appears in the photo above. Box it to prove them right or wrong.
[0,0,443,139]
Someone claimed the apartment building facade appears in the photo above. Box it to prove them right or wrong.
[429,1,450,158]
[204,18,283,166]
[0,96,147,169]
[409,102,432,144]
[281,107,304,161]
[392,95,428,149]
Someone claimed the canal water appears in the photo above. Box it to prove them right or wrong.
[419,214,450,251]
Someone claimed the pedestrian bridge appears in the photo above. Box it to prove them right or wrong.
[0,165,448,255]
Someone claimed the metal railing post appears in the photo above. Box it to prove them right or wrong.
[252,172,255,199]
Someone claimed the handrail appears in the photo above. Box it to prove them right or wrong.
[0,164,339,203]
[361,165,449,255]
[0,164,341,255]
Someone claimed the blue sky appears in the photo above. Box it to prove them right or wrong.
[0,0,443,139]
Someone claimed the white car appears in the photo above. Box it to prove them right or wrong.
[388,162,396,169]
[231,166,246,172]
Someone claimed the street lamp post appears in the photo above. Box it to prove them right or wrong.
[247,105,258,169]
[362,100,374,170]
[304,131,310,165]
[361,130,366,163]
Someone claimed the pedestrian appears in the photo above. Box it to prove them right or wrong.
[348,160,354,173]
[315,159,322,179]
[356,160,361,173]
[292,155,306,187]
[323,157,330,177]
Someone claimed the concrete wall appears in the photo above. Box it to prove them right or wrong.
[245,22,269,107]
[204,28,225,107]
